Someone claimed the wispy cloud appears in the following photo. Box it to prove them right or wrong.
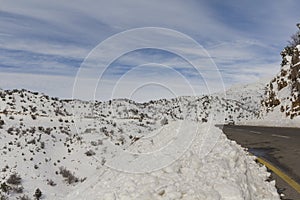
[0,0,299,100]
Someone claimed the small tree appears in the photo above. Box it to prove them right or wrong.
[34,188,42,200]
[288,31,300,47]
[0,119,5,128]
[288,23,300,47]
[0,182,10,193]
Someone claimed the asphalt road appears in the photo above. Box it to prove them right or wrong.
[221,125,300,200]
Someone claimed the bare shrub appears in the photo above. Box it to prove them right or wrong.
[1,182,11,193]
[13,185,23,193]
[59,167,79,184]
[289,30,300,48]
[0,119,4,129]
[7,173,21,185]
[0,194,8,200]
[18,195,31,200]
[160,117,168,126]
[46,179,56,186]
[84,150,95,156]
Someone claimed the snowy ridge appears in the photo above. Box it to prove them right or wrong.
[225,80,267,112]
[0,89,279,199]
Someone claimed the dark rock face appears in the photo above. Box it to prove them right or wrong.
[262,45,300,119]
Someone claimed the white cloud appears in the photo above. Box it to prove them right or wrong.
[0,0,298,100]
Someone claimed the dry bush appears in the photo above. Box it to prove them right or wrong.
[59,167,79,184]
[7,173,21,185]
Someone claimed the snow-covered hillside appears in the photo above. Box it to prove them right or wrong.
[0,89,280,199]
[262,45,300,118]
[240,45,300,127]
[225,80,267,112]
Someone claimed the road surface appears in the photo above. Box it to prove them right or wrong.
[221,125,300,200]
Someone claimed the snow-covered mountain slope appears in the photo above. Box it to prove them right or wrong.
[225,80,267,112]
[248,45,300,127]
[0,89,260,125]
[0,89,280,199]
[262,45,300,118]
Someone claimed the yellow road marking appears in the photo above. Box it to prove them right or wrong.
[256,157,300,194]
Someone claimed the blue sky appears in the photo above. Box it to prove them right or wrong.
[0,0,299,101]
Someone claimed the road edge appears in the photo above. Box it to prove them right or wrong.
[256,157,300,194]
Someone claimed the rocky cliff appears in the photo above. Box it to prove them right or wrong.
[262,45,300,119]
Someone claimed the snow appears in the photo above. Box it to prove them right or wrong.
[236,44,300,128]
[223,80,266,116]
[0,89,280,199]
[66,122,279,200]
[238,109,300,128]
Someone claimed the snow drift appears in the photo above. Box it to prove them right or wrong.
[66,122,279,200]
